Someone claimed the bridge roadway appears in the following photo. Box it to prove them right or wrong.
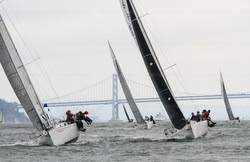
[44,93,250,107]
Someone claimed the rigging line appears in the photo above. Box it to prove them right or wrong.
[0,0,6,4]
[1,4,62,105]
[24,57,40,66]
[0,4,54,101]
[139,13,149,19]
[33,55,61,101]
[163,64,176,71]
[137,6,199,111]
[0,4,36,60]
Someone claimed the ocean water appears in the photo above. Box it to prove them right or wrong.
[0,121,250,162]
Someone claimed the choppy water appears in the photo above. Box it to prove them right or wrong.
[0,121,250,161]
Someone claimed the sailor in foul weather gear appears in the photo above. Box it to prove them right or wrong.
[202,110,210,119]
[66,110,74,124]
[75,110,92,131]
[190,112,196,120]
[196,111,202,122]
[234,117,240,122]
[77,111,92,125]
[203,110,216,127]
[202,109,207,117]
[150,115,156,124]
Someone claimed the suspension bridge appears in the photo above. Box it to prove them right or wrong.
[37,74,250,121]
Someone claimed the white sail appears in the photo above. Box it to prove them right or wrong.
[220,73,235,120]
[109,42,145,125]
[0,14,49,131]
[0,109,3,123]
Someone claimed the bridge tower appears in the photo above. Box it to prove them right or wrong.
[109,74,122,122]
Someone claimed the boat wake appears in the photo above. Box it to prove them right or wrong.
[0,140,40,147]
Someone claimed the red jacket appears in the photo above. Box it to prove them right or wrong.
[202,112,209,118]
[66,113,73,122]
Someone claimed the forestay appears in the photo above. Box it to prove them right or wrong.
[120,0,187,129]
[109,42,145,125]
[0,15,49,131]
[220,73,234,120]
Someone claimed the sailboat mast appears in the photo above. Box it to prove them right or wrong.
[120,0,187,129]
[0,14,50,131]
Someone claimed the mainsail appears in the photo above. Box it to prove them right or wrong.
[220,73,235,120]
[120,0,186,129]
[123,104,132,122]
[0,109,3,123]
[0,14,50,131]
[109,42,145,125]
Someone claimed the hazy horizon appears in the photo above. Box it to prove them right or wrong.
[0,0,249,121]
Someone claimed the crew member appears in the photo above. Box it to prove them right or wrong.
[202,109,207,116]
[77,111,92,125]
[150,115,156,124]
[196,111,202,122]
[190,112,196,120]
[75,110,92,131]
[66,110,74,124]
[203,110,216,127]
[202,110,210,119]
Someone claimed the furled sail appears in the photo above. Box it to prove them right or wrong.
[0,15,49,131]
[123,104,132,122]
[220,73,234,120]
[120,0,186,129]
[109,42,145,125]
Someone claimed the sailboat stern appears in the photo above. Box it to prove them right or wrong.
[145,121,154,129]
[165,120,208,139]
[48,122,80,146]
[189,120,208,138]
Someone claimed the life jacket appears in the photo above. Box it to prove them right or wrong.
[202,112,209,118]
[66,113,73,121]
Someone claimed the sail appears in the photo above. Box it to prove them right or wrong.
[0,109,3,123]
[220,73,234,120]
[0,15,49,131]
[120,0,186,129]
[109,42,145,125]
[123,104,132,122]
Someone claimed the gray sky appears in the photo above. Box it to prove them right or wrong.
[0,0,250,120]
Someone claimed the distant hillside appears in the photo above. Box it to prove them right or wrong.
[0,98,30,123]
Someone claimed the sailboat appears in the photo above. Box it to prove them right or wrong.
[123,104,133,123]
[109,42,153,129]
[154,112,167,121]
[220,73,240,123]
[120,0,208,139]
[0,109,3,123]
[0,14,80,145]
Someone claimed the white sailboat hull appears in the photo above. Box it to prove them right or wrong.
[165,120,208,139]
[134,121,154,129]
[228,119,240,124]
[38,122,80,146]
[48,122,80,146]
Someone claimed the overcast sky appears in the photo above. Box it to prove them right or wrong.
[0,0,250,120]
